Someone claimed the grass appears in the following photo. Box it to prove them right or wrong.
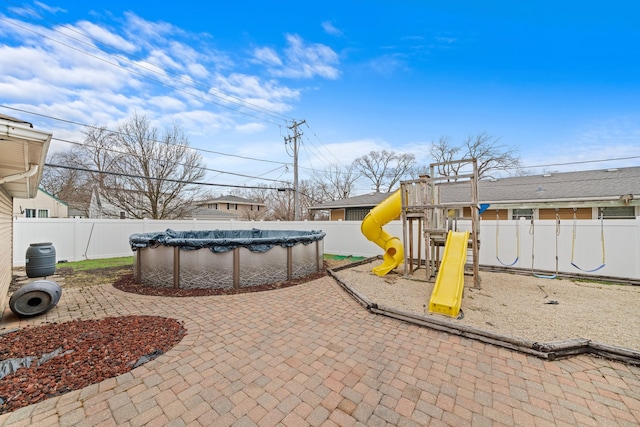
[324,254,367,262]
[57,256,133,272]
[52,254,363,288]
[61,255,362,270]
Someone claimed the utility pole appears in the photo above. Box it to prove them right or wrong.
[284,119,305,221]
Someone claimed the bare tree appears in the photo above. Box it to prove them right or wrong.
[353,150,416,192]
[428,135,463,177]
[298,179,327,220]
[41,150,93,216]
[84,113,207,219]
[312,164,360,201]
[463,132,520,178]
[268,186,295,221]
[428,132,520,179]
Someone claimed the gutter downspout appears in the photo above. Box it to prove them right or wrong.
[0,164,38,185]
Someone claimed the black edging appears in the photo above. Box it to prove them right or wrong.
[328,264,640,367]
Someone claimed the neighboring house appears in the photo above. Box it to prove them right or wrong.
[309,192,393,221]
[89,187,125,219]
[13,188,69,218]
[309,167,640,221]
[193,195,267,220]
[0,114,52,311]
[89,187,149,219]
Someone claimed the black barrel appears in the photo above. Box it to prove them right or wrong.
[25,242,56,278]
[9,280,62,317]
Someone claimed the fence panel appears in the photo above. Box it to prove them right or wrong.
[13,217,640,280]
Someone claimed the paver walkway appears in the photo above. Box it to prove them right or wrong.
[1,276,639,426]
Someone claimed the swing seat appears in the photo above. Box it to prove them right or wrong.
[533,272,557,279]
[571,262,605,273]
[496,256,519,267]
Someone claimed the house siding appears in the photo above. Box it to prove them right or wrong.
[539,207,591,220]
[13,189,69,218]
[330,209,345,221]
[0,188,12,313]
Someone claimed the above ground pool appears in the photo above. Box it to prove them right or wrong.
[129,228,326,290]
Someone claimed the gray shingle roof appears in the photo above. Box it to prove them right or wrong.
[443,166,640,204]
[310,166,640,210]
[201,194,266,206]
[309,192,393,210]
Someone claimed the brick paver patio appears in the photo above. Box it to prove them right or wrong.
[1,276,639,426]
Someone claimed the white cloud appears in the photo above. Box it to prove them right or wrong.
[368,53,407,76]
[302,138,392,169]
[0,8,332,185]
[72,20,137,53]
[253,47,282,66]
[213,73,300,114]
[235,122,267,133]
[321,21,343,37]
[34,1,66,15]
[123,12,180,41]
[254,34,340,80]
[519,116,640,173]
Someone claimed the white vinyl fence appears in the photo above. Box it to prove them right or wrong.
[13,217,640,281]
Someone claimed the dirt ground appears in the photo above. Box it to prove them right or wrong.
[332,259,640,352]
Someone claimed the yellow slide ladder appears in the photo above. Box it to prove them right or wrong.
[428,230,469,317]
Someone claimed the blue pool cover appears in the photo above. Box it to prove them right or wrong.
[129,228,326,253]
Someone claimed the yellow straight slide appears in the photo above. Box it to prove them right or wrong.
[429,230,470,317]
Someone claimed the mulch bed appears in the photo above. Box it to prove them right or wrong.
[0,316,185,414]
[112,268,328,297]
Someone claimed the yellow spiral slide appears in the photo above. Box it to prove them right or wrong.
[360,190,404,276]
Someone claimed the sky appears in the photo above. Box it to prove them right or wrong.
[1,0,640,195]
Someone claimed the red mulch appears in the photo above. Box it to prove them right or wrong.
[112,269,328,297]
[0,316,185,414]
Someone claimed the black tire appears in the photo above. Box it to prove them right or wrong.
[9,280,62,317]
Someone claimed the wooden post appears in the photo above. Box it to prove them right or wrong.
[233,248,240,289]
[287,247,293,280]
[135,249,142,283]
[173,247,180,289]
[471,158,481,289]
[316,241,322,271]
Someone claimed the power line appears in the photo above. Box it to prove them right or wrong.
[45,163,285,191]
[50,136,289,184]
[0,16,291,125]
[517,156,640,170]
[1,104,290,170]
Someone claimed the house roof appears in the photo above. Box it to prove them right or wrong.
[0,115,52,199]
[189,207,240,220]
[309,192,393,210]
[38,187,69,206]
[201,194,266,206]
[310,166,640,210]
[442,166,640,207]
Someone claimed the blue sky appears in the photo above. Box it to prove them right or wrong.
[1,1,639,194]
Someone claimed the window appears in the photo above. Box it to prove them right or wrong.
[346,208,371,221]
[207,203,218,209]
[24,209,48,218]
[227,203,237,210]
[511,208,533,220]
[601,206,635,219]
